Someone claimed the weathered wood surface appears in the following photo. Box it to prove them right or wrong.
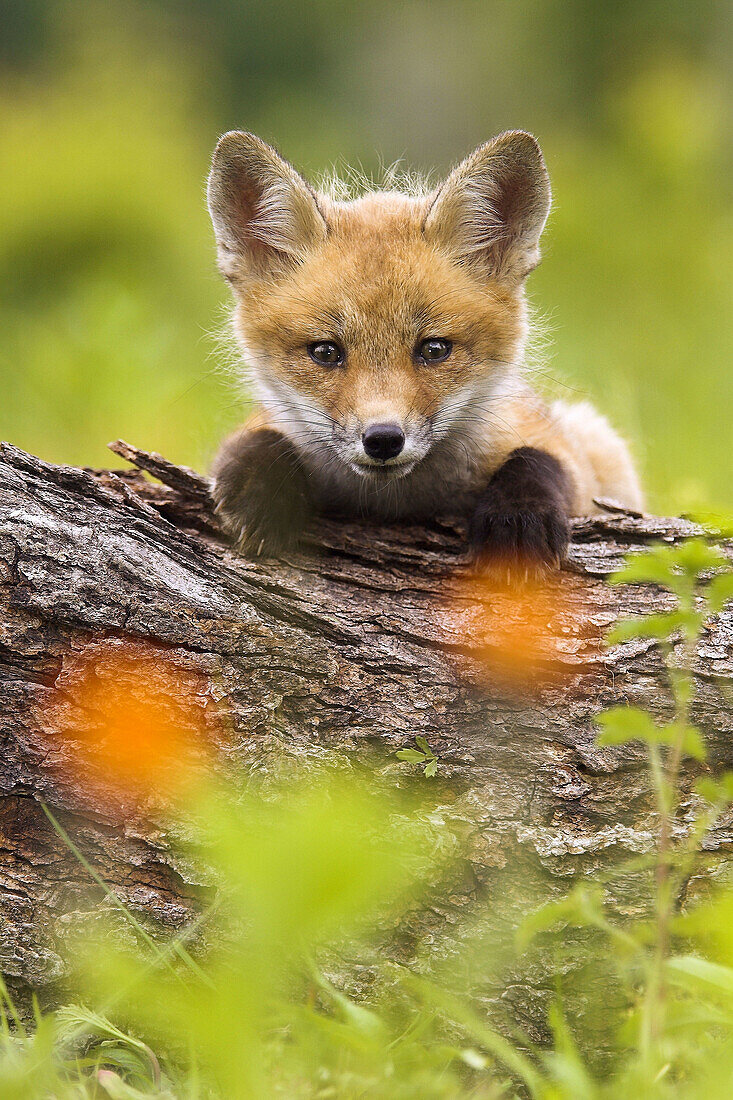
[1,439,731,1032]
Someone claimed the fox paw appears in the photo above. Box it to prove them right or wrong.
[211,428,311,560]
[468,505,570,578]
[214,494,305,559]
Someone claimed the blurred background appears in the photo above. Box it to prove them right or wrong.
[2,0,731,513]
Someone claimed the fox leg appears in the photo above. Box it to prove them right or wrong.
[211,426,312,557]
[468,447,575,572]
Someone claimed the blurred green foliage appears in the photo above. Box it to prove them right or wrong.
[1,0,731,508]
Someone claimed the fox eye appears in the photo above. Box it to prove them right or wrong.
[308,340,345,367]
[417,337,452,364]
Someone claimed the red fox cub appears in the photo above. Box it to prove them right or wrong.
[207,130,643,569]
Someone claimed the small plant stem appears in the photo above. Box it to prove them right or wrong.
[641,636,694,1075]
[641,739,668,1069]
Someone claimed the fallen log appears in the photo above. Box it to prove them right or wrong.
[1,439,731,1041]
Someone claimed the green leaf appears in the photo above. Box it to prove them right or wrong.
[544,1004,599,1098]
[330,991,388,1041]
[695,778,720,804]
[694,772,733,806]
[516,898,576,950]
[424,758,438,778]
[604,617,648,644]
[516,887,605,950]
[596,707,658,747]
[673,538,729,578]
[596,710,705,760]
[415,735,432,755]
[396,749,427,763]
[707,572,733,614]
[610,542,728,614]
[308,963,389,1041]
[97,1071,167,1100]
[606,610,698,645]
[396,750,426,763]
[692,510,733,539]
[667,955,733,999]
[610,548,678,587]
[665,722,706,762]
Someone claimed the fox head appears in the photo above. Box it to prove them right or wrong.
[208,131,550,481]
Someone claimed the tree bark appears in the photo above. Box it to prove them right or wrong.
[1,439,731,1038]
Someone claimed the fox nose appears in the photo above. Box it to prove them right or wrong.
[362,423,405,462]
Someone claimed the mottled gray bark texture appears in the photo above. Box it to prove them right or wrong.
[1,439,731,1042]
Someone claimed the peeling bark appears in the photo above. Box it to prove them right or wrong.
[0,439,731,1036]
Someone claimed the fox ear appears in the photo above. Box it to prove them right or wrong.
[207,131,327,282]
[424,131,551,284]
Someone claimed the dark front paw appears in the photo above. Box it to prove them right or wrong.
[215,486,308,558]
[468,447,574,577]
[212,428,311,559]
[468,504,570,575]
